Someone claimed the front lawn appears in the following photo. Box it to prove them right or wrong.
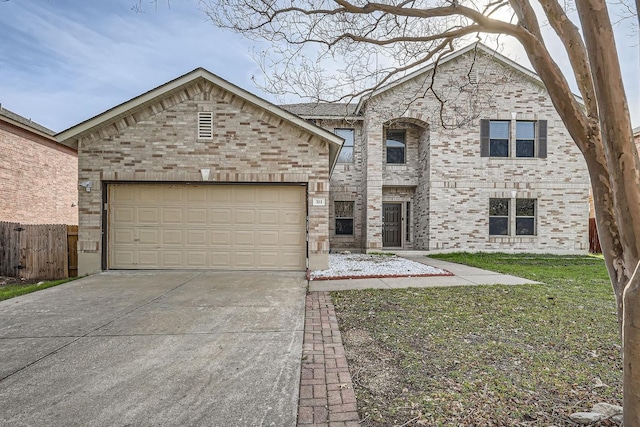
[0,277,78,301]
[331,253,622,426]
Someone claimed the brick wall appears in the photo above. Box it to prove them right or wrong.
[0,121,78,225]
[76,79,331,273]
[359,49,589,253]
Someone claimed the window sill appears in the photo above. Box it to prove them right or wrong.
[489,236,537,243]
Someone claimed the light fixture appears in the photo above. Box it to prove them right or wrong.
[79,181,93,192]
[200,169,211,181]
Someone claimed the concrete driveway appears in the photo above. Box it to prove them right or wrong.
[0,271,306,427]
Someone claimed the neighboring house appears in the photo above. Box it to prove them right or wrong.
[0,106,78,225]
[284,43,590,253]
[57,69,342,275]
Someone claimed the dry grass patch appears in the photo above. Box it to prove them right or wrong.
[332,253,621,426]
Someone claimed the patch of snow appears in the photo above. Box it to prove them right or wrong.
[310,254,449,280]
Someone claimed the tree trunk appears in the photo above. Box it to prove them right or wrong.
[624,262,640,425]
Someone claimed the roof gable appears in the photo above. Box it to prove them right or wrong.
[356,43,549,113]
[56,68,344,172]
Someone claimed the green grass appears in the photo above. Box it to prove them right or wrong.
[331,253,621,426]
[0,277,78,301]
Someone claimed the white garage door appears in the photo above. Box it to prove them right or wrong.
[108,184,307,270]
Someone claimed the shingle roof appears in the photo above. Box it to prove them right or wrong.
[280,103,359,118]
[0,106,55,136]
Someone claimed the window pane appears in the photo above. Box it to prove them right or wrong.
[387,147,405,163]
[490,139,509,157]
[490,121,510,139]
[335,201,354,218]
[516,199,535,216]
[516,218,535,235]
[337,147,354,163]
[386,130,405,164]
[489,217,509,235]
[335,219,354,235]
[516,121,535,139]
[335,129,354,163]
[490,198,509,216]
[516,140,535,157]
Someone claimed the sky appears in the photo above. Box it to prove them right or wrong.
[0,0,638,133]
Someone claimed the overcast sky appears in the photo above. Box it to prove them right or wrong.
[0,0,638,132]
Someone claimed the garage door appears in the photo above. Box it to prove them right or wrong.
[108,184,307,270]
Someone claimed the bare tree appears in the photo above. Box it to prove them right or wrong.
[202,0,639,421]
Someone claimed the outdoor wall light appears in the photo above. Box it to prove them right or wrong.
[79,181,93,192]
[200,169,211,181]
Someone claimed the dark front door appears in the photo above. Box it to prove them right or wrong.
[383,203,402,247]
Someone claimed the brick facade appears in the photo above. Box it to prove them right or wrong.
[288,44,590,254]
[60,71,338,274]
[0,112,78,225]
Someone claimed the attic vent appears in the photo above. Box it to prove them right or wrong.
[198,112,214,139]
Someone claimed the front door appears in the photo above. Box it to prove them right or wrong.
[383,203,402,247]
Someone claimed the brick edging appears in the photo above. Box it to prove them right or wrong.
[297,292,360,427]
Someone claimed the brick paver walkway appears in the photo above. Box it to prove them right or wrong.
[297,292,360,427]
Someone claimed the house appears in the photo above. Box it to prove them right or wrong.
[57,69,342,275]
[284,43,590,253]
[0,106,78,225]
[59,43,591,276]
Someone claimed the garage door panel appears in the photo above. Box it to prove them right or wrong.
[137,208,160,224]
[186,208,207,224]
[281,231,305,247]
[113,207,135,224]
[234,252,256,268]
[137,251,160,267]
[185,230,207,246]
[161,208,183,224]
[257,231,279,246]
[281,210,304,226]
[112,228,135,244]
[257,209,279,226]
[186,252,207,267]
[162,229,184,246]
[234,231,255,246]
[211,230,231,246]
[211,209,231,225]
[161,251,184,268]
[109,184,306,270]
[138,187,161,203]
[235,209,255,224]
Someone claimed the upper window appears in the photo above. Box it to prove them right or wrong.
[335,201,354,235]
[516,121,535,158]
[489,121,510,157]
[481,119,547,158]
[198,112,214,139]
[386,129,406,164]
[335,128,355,163]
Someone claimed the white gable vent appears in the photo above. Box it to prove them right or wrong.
[198,112,214,139]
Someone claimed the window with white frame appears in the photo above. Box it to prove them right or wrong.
[335,201,354,235]
[481,119,547,158]
[335,128,354,163]
[489,197,537,236]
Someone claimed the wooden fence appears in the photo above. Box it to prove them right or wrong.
[589,218,602,254]
[0,222,78,280]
